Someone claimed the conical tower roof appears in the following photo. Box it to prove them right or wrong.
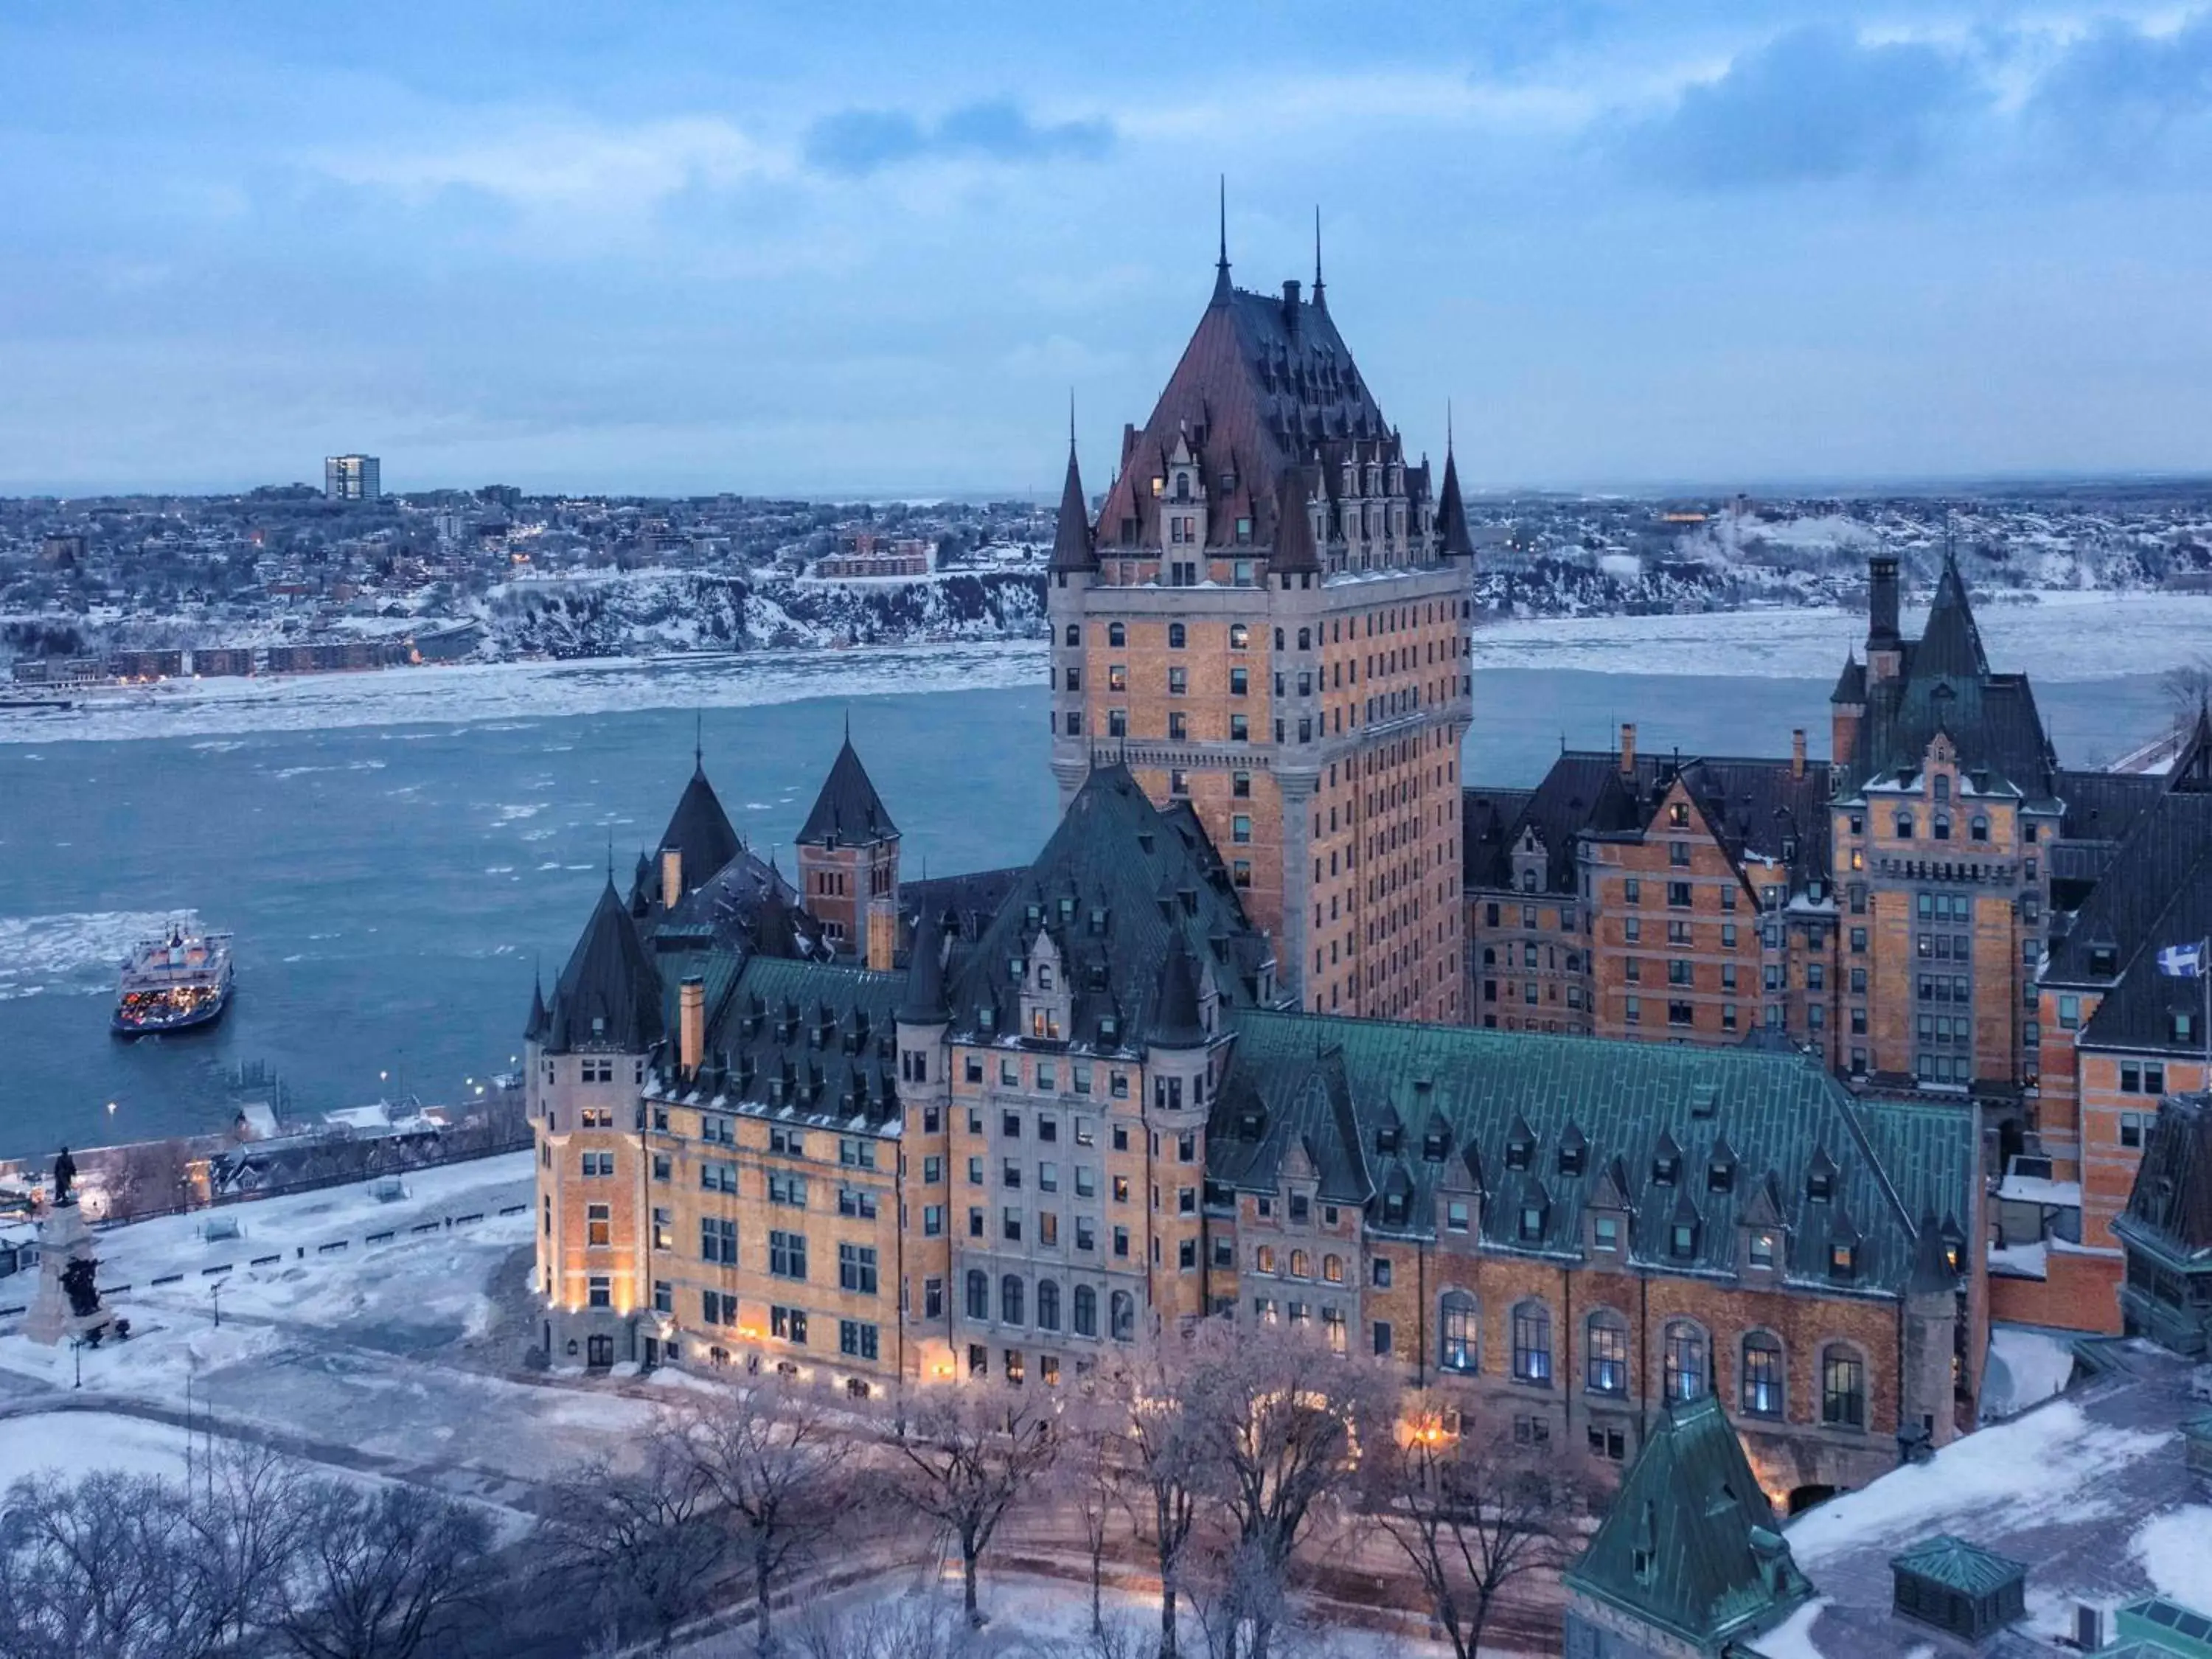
[1436,443,1475,560]
[523,975,547,1043]
[658,762,742,891]
[798,733,900,847]
[1149,931,1208,1051]
[897,913,953,1026]
[1270,466,1321,574]
[1916,549,1989,681]
[1049,432,1096,573]
[546,881,665,1053]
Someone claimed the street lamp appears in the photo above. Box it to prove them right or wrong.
[209,1281,223,1329]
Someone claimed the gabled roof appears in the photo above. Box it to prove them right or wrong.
[1565,1394,1812,1650]
[2118,1093,2212,1267]
[658,762,742,890]
[1836,555,2057,802]
[797,736,899,848]
[942,766,1266,1052]
[543,881,666,1054]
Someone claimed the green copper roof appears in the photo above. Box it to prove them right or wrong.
[1891,1534,2027,1597]
[2117,1597,2212,1659]
[1565,1394,1812,1652]
[1214,1012,1973,1298]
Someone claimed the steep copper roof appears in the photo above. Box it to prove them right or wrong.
[1048,434,1095,573]
[543,880,665,1054]
[1092,279,1391,554]
[658,762,742,891]
[1436,445,1475,560]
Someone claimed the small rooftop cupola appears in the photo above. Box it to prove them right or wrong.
[1891,1537,2027,1644]
[1049,417,1097,574]
[544,880,665,1055]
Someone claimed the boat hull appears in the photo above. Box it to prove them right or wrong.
[112,986,233,1037]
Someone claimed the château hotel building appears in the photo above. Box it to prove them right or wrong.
[529,234,1986,1506]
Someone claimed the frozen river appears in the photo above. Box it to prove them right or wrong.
[0,595,2197,1156]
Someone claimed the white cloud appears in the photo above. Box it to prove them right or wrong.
[312,114,792,215]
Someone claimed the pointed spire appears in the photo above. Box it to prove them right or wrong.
[1312,206,1326,310]
[1050,413,1097,573]
[524,970,548,1043]
[693,709,703,772]
[1436,412,1475,562]
[1270,465,1321,574]
[1211,175,1231,306]
[897,911,953,1026]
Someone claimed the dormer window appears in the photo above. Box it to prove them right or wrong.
[1422,1128,1447,1161]
[1829,1242,1856,1280]
[1099,1016,1118,1045]
[1708,1161,1733,1194]
[1807,1167,1832,1202]
[1652,1152,1677,1186]
[1558,1143,1584,1177]
[1592,1214,1620,1252]
[1519,1204,1545,1242]
[1670,1222,1697,1259]
[1382,1192,1408,1225]
[1748,1229,1777,1269]
[1506,1138,1531,1171]
[2090,945,2117,975]
[1037,963,1053,991]
[1933,773,1950,802]
[1375,1126,1401,1156]
[1669,802,1689,828]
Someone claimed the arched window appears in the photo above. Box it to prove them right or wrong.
[1933,813,1951,842]
[1970,815,1989,843]
[965,1270,989,1321]
[1169,623,1186,649]
[1001,1274,1025,1326]
[1511,1301,1552,1384]
[1742,1332,1785,1417]
[1586,1310,1628,1395]
[1108,622,1126,647]
[1663,1321,1708,1402]
[1109,1290,1135,1342]
[1297,627,1311,650]
[1254,1245,1276,1274]
[1289,1249,1310,1279]
[1821,1345,1865,1429]
[1439,1290,1478,1374]
[1321,1253,1345,1284]
[1895,812,1914,840]
[1073,1284,1097,1338]
[1230,624,1250,650]
[1036,1279,1061,1332]
[1064,624,1080,647]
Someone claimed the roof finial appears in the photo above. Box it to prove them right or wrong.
[605,827,614,884]
[1068,388,1077,453]
[1211,175,1231,305]
[1312,206,1325,307]
[1447,398,1455,456]
[693,709,703,771]
[843,705,851,744]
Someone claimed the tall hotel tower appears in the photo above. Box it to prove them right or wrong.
[1047,220,1475,1021]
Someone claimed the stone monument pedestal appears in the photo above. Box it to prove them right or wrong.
[25,1202,104,1347]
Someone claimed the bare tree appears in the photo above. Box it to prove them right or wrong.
[93,1138,195,1222]
[0,1470,220,1659]
[1181,1321,1394,1659]
[1366,1415,1579,1659]
[1054,1388,1128,1641]
[881,1382,1060,1627]
[1102,1343,1206,1659]
[540,1426,728,1652]
[675,1380,856,1654]
[790,1596,975,1659]
[189,1444,313,1649]
[274,1481,493,1659]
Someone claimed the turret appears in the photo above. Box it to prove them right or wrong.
[1048,420,1096,810]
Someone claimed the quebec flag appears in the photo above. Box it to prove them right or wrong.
[2158,941,2206,978]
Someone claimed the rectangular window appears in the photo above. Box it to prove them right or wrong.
[838,1243,878,1295]
[768,1230,807,1281]
[839,1320,880,1361]
[771,1305,807,1345]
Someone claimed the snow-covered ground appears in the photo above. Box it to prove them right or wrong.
[0,1153,665,1507]
[1980,1324,2083,1421]
[6,589,2206,747]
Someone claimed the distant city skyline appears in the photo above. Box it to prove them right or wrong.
[6,1,2212,496]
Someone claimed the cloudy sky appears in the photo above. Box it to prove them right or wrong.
[7,1,2212,496]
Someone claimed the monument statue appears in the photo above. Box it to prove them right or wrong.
[52,1145,75,1208]
[59,1256,100,1321]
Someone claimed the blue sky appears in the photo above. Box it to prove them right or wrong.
[6,1,2212,496]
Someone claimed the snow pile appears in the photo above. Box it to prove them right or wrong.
[1981,1326,2081,1421]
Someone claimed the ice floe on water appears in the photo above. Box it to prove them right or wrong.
[0,910,184,1000]
[0,641,1048,745]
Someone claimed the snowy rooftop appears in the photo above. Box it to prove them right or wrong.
[1754,1340,2212,1658]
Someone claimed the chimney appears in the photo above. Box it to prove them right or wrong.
[678,976,704,1076]
[1619,723,1638,779]
[1792,728,1806,779]
[1868,554,1901,650]
[866,897,897,974]
[661,848,683,910]
[1281,279,1301,327]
